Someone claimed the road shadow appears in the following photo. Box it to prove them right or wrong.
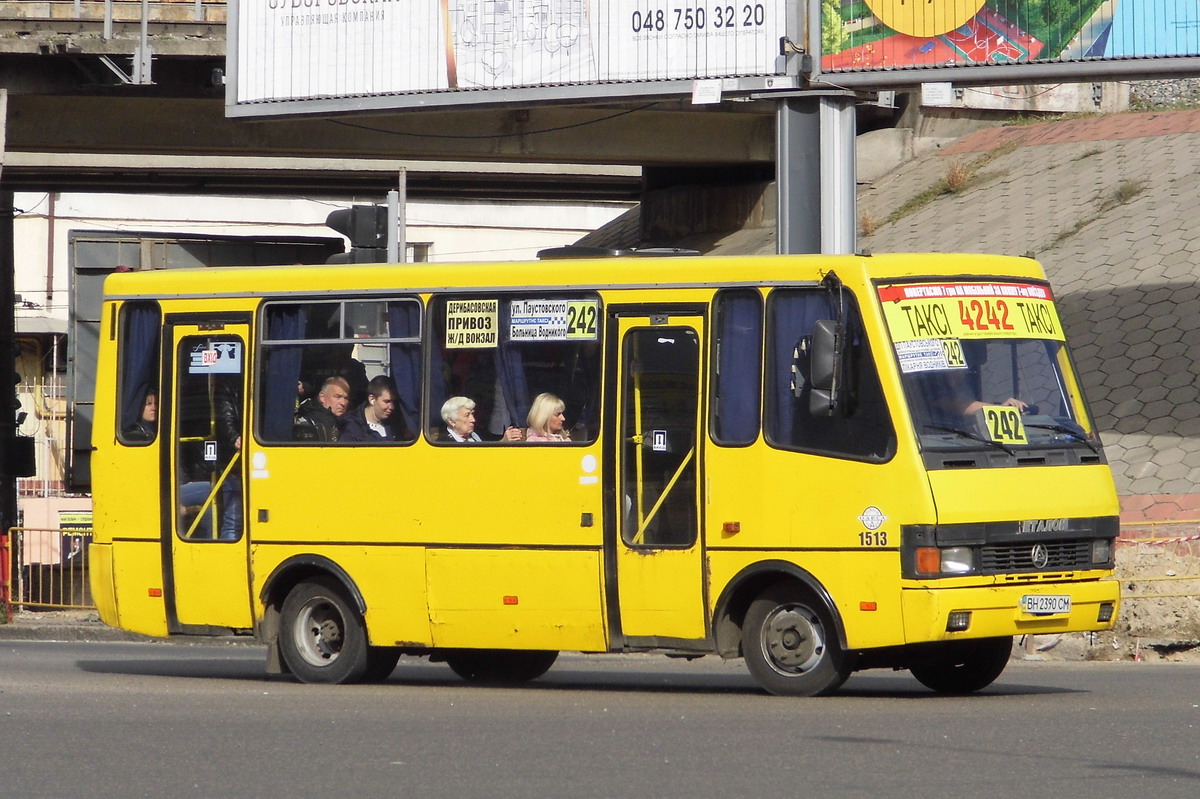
[74,649,1083,697]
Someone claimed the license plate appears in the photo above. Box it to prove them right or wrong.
[1021,594,1071,615]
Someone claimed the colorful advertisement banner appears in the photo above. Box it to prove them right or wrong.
[822,0,1200,73]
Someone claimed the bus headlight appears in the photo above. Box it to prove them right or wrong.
[1091,538,1112,565]
[940,547,974,574]
[915,546,974,576]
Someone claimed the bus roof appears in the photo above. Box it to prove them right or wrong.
[100,252,1047,300]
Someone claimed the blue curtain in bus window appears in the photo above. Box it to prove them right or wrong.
[119,302,161,435]
[713,290,762,445]
[767,289,893,460]
[387,301,422,439]
[493,301,530,430]
[261,305,308,442]
[767,291,834,446]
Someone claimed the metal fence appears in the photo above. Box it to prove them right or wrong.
[2,527,94,619]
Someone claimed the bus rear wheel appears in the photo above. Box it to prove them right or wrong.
[279,577,370,685]
[742,584,849,697]
[909,637,1012,694]
[444,649,558,684]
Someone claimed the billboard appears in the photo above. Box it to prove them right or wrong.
[230,0,788,115]
[821,0,1200,78]
[229,0,1200,116]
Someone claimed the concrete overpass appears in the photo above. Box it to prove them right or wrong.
[0,1,785,200]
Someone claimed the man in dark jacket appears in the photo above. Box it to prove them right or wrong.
[293,376,350,441]
[340,376,402,442]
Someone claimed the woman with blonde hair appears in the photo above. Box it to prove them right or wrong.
[525,393,570,442]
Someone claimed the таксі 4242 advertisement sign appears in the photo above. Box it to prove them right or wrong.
[820,0,1200,72]
[234,0,786,105]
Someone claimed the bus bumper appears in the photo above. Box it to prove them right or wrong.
[901,578,1120,643]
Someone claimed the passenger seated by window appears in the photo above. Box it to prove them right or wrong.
[293,376,350,441]
[341,376,404,442]
[178,480,215,539]
[525,393,570,442]
[441,396,522,442]
[124,388,158,441]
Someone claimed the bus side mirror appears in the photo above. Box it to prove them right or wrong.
[808,319,841,417]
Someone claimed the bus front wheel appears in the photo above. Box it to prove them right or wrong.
[909,637,1012,694]
[742,584,850,697]
[444,649,558,684]
[279,577,370,685]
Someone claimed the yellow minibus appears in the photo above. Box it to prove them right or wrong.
[89,252,1119,695]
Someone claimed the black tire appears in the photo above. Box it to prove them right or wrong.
[361,647,402,683]
[444,649,558,684]
[742,583,850,697]
[909,637,1012,694]
[278,577,370,685]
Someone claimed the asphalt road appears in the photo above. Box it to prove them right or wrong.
[0,641,1198,799]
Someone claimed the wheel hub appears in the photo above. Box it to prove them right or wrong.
[295,599,345,666]
[763,606,824,674]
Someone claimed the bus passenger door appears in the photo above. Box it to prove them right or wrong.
[609,313,707,642]
[163,320,253,631]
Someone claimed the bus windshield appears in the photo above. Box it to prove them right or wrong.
[898,337,1096,452]
[877,279,1098,454]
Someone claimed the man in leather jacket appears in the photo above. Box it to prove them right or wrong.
[293,376,351,442]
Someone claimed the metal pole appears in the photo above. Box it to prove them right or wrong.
[135,0,153,85]
[395,169,407,263]
[386,191,399,263]
[819,96,857,255]
[776,97,821,255]
[776,92,858,255]
[0,89,19,552]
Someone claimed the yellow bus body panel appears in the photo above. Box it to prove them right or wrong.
[246,442,607,651]
[927,464,1120,525]
[87,543,118,628]
[110,540,171,637]
[425,549,606,649]
[705,441,934,650]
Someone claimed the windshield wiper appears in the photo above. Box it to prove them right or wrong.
[923,424,1015,456]
[1024,423,1101,454]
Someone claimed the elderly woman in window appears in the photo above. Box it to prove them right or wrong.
[441,396,522,442]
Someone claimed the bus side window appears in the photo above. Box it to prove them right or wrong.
[711,289,762,446]
[427,294,602,443]
[258,298,422,444]
[115,301,162,446]
[765,289,895,461]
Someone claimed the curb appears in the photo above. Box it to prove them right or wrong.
[0,613,258,646]
[0,621,155,643]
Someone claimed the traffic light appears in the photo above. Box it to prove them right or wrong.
[325,205,389,264]
[8,370,34,477]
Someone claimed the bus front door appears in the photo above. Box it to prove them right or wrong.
[163,321,253,631]
[611,314,707,643]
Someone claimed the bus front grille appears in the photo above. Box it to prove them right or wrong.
[979,540,1092,573]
